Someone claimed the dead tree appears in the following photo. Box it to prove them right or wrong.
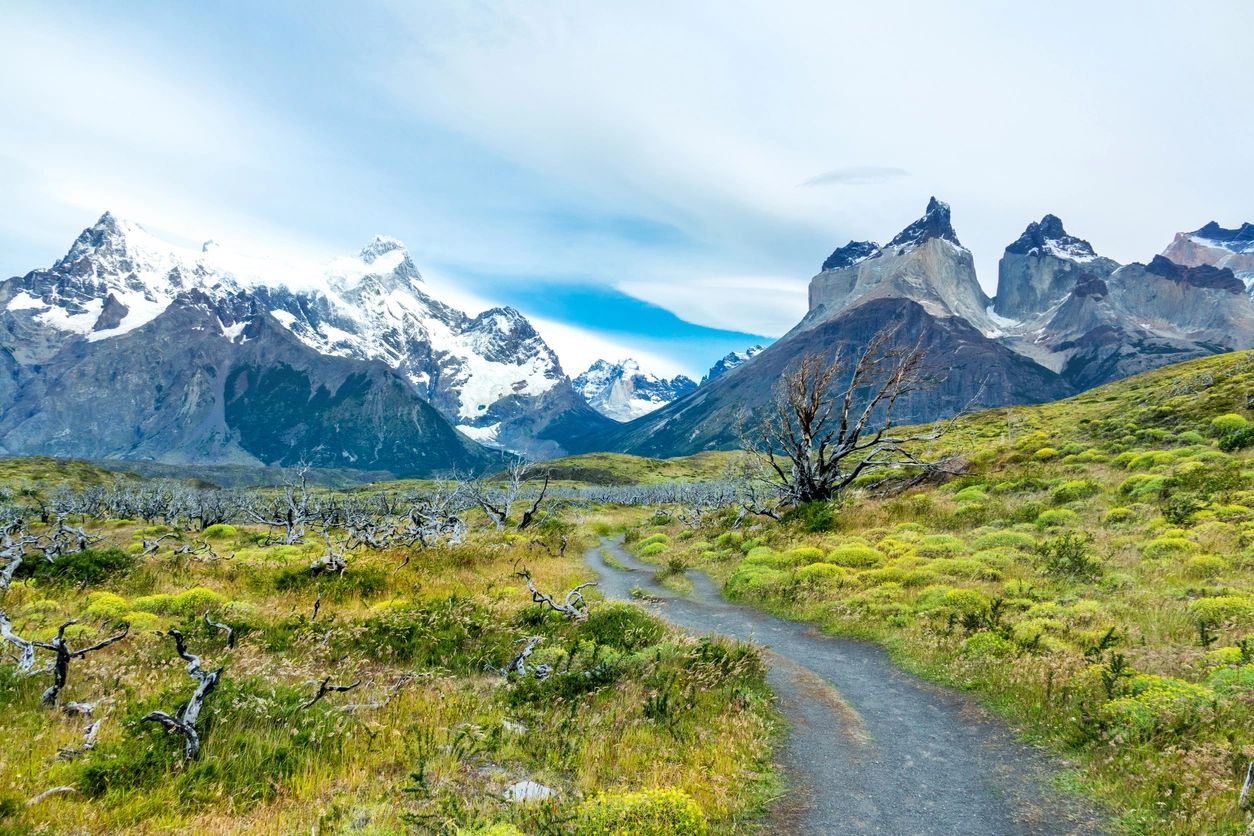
[515,473,551,532]
[300,675,362,710]
[468,458,531,531]
[310,532,348,575]
[58,705,106,761]
[517,569,595,622]
[0,610,37,671]
[141,630,221,759]
[340,672,421,714]
[0,519,37,590]
[141,533,175,557]
[505,636,543,677]
[746,326,949,505]
[247,465,312,545]
[204,612,235,649]
[34,621,129,707]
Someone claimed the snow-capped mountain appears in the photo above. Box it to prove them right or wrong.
[702,346,765,383]
[572,359,696,422]
[1161,222,1254,292]
[0,212,609,466]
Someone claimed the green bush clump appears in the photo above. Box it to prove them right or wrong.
[1183,554,1228,579]
[582,603,666,651]
[22,547,135,587]
[826,544,885,569]
[1032,447,1059,461]
[82,591,130,623]
[1035,532,1101,580]
[1209,413,1249,436]
[916,535,964,557]
[1187,595,1254,627]
[1140,537,1198,560]
[201,524,238,540]
[1205,664,1254,694]
[785,546,826,563]
[953,486,988,503]
[639,543,667,557]
[132,587,227,618]
[638,534,670,548]
[1034,509,1076,528]
[782,501,836,532]
[1100,675,1214,740]
[1051,480,1100,504]
[960,631,1015,658]
[1102,507,1136,524]
[347,595,508,669]
[576,788,708,835]
[972,530,1036,551]
[1118,474,1167,498]
[272,565,388,599]
[1218,426,1254,452]
[724,565,788,600]
[794,562,847,590]
[713,532,743,549]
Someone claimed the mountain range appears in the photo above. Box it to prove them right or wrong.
[2,203,1251,472]
[591,199,1254,455]
[0,213,611,474]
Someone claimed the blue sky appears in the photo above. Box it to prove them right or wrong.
[2,1,1252,377]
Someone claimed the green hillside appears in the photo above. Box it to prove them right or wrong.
[623,349,1254,834]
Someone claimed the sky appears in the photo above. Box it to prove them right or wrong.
[2,1,1252,378]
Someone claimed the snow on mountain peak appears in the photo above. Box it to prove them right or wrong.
[359,234,408,263]
[1005,214,1100,264]
[887,196,962,251]
[573,358,695,422]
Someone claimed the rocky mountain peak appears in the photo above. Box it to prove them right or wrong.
[702,345,765,383]
[573,358,696,422]
[1004,214,1099,263]
[821,240,880,272]
[1144,255,1244,293]
[1189,221,1254,252]
[886,197,961,250]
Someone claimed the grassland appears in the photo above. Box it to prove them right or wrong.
[621,350,1254,834]
[0,512,777,833]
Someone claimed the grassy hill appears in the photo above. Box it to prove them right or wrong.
[622,349,1254,834]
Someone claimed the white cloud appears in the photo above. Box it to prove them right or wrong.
[616,275,807,337]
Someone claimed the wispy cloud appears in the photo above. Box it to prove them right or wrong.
[800,166,910,188]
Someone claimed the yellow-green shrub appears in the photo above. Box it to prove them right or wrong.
[576,788,708,835]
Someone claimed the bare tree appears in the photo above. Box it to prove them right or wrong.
[467,458,540,531]
[517,568,595,622]
[0,610,38,671]
[299,675,362,710]
[141,630,221,759]
[746,326,949,506]
[34,620,129,707]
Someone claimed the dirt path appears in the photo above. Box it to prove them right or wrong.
[587,537,1107,835]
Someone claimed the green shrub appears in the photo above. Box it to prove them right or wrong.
[916,535,964,557]
[1035,532,1101,580]
[1205,664,1254,694]
[782,501,836,532]
[1218,426,1254,452]
[1100,675,1214,740]
[1187,595,1254,627]
[1118,474,1167,498]
[639,543,667,557]
[1183,554,1228,579]
[972,530,1036,551]
[1051,480,1100,504]
[576,788,708,835]
[23,547,135,587]
[82,591,130,623]
[1034,509,1076,529]
[582,603,666,651]
[960,631,1015,658]
[1209,413,1249,436]
[202,524,238,540]
[1032,447,1058,461]
[1141,537,1198,560]
[1103,507,1136,524]
[638,534,670,548]
[826,544,885,569]
[714,532,743,549]
[725,565,788,600]
[793,562,848,590]
[785,546,826,563]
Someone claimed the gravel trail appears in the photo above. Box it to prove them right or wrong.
[587,537,1106,835]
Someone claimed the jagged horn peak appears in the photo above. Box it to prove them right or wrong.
[1005,213,1098,260]
[886,196,961,249]
[1190,220,1254,244]
[821,240,880,271]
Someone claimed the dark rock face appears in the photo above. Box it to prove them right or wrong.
[702,345,765,383]
[886,197,961,250]
[1191,221,1254,249]
[821,241,880,272]
[0,292,490,475]
[593,298,1071,457]
[1005,214,1098,259]
[1144,255,1244,293]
